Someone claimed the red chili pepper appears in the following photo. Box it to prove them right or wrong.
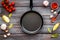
[51,17,56,22]
[51,14,58,23]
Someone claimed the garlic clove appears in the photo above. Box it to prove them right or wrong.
[4,34,7,38]
[53,11,57,15]
[0,24,7,30]
[50,15,54,18]
[5,30,9,33]
[51,10,54,13]
[7,33,11,36]
[43,0,49,6]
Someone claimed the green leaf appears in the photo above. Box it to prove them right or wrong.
[48,28,51,33]
[51,33,59,38]
[8,13,12,18]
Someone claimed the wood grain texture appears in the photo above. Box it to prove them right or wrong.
[0,34,60,40]
[0,0,60,7]
[0,0,60,40]
[0,7,60,34]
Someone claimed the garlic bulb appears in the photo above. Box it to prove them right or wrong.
[43,0,49,6]
[0,24,7,30]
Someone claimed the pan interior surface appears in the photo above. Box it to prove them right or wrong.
[22,12,43,31]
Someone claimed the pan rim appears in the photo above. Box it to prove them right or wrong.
[20,10,43,34]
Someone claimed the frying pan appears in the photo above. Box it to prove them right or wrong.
[20,0,43,34]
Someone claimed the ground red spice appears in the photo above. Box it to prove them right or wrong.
[51,2,58,10]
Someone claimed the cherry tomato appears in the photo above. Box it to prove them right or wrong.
[11,2,15,6]
[3,4,6,8]
[5,0,9,4]
[6,8,9,11]
[9,3,12,6]
[1,1,4,5]
[5,6,8,9]
[12,7,15,11]
[9,9,12,13]
[6,8,9,12]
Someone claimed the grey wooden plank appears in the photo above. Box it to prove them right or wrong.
[0,34,60,40]
[0,0,56,7]
[0,34,52,40]
[8,25,59,33]
[0,7,60,25]
[0,15,59,25]
[1,7,60,15]
[0,25,55,34]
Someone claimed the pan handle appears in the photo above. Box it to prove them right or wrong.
[30,0,33,10]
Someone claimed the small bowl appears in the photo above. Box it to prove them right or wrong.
[51,2,59,10]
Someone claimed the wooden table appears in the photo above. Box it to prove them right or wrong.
[0,0,60,40]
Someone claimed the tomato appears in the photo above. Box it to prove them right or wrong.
[5,0,9,4]
[5,6,8,9]
[10,6,13,9]
[9,3,12,6]
[6,8,9,11]
[11,2,15,6]
[3,4,6,8]
[12,7,15,11]
[1,1,4,5]
[8,9,12,13]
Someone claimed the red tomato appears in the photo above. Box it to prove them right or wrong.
[5,6,8,9]
[9,3,12,6]
[12,7,15,11]
[6,8,9,11]
[3,4,6,8]
[10,6,13,9]
[5,0,9,4]
[11,2,15,6]
[1,1,4,5]
[9,9,12,13]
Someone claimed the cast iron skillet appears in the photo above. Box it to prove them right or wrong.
[20,0,43,34]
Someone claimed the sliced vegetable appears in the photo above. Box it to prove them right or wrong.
[8,13,12,18]
[48,28,51,33]
[51,33,59,38]
[53,23,60,31]
[2,15,10,23]
[8,24,14,29]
